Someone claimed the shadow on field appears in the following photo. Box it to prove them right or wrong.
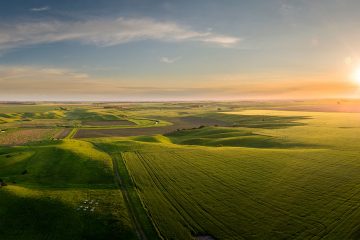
[166,126,316,149]
[65,108,120,121]
[352,226,360,240]
[0,190,135,240]
[74,113,310,138]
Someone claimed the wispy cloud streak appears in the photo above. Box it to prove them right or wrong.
[30,6,50,12]
[160,56,181,64]
[0,17,240,50]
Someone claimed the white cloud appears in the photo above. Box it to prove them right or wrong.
[0,66,89,81]
[0,17,240,50]
[30,6,50,12]
[201,36,240,46]
[160,56,181,64]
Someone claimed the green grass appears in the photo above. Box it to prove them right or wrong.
[0,139,136,240]
[0,140,114,185]
[132,135,172,144]
[166,126,313,148]
[21,111,63,119]
[1,102,360,240]
[0,104,170,132]
[112,141,360,239]
[65,108,121,121]
[199,112,310,128]
[0,186,134,240]
[95,141,161,240]
[93,109,360,240]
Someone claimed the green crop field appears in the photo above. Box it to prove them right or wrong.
[0,101,359,239]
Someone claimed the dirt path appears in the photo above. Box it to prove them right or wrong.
[65,128,78,139]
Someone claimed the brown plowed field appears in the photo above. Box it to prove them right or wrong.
[53,128,72,139]
[74,117,227,138]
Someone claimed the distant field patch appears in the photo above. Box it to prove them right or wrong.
[270,102,360,113]
[75,116,228,138]
[0,104,56,113]
[206,112,310,128]
[53,128,72,139]
[82,120,135,126]
[12,119,67,128]
[167,126,312,148]
[75,126,171,138]
[176,116,227,127]
[66,108,121,121]
[0,128,57,146]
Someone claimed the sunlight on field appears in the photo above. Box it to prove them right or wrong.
[226,110,360,150]
[1,102,360,239]
[98,108,360,239]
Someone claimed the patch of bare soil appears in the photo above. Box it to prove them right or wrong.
[0,128,56,146]
[74,116,227,138]
[53,128,72,139]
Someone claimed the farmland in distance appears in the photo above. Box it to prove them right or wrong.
[0,100,359,239]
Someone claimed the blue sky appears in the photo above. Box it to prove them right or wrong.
[1,0,360,101]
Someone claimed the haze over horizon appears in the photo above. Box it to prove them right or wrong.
[1,0,360,101]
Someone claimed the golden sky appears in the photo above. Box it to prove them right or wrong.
[1,0,360,101]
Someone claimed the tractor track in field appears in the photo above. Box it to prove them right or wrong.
[112,155,149,240]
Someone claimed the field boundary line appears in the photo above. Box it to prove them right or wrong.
[121,152,165,240]
[65,128,78,139]
[112,151,161,240]
[112,154,146,240]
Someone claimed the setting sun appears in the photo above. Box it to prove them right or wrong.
[351,67,360,85]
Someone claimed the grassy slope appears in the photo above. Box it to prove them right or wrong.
[2,104,360,239]
[166,126,313,148]
[200,112,310,128]
[110,110,360,240]
[0,140,136,240]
